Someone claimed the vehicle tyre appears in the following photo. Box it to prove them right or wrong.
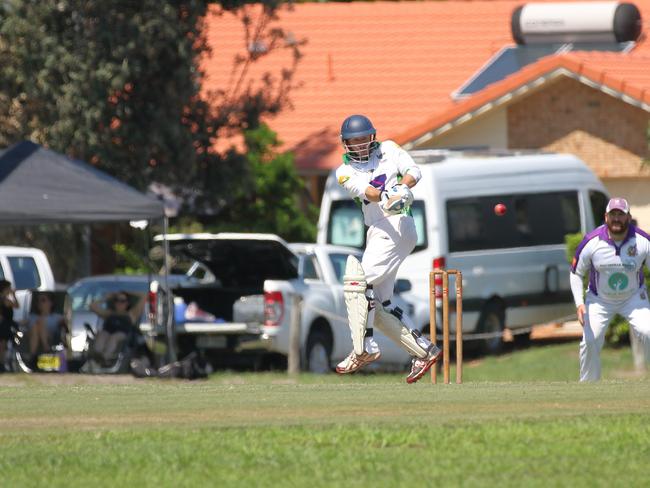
[305,330,332,374]
[477,301,505,355]
[513,330,532,349]
[12,350,33,373]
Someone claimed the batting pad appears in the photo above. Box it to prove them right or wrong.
[343,255,368,355]
[374,307,428,359]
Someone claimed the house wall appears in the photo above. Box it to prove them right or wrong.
[417,106,508,149]
[507,76,650,178]
[603,177,650,229]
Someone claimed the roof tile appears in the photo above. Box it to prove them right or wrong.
[202,0,650,171]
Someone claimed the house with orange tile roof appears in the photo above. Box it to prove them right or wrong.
[201,0,650,225]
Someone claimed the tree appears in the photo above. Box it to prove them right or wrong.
[214,123,317,241]
[0,1,314,277]
[0,0,303,204]
[0,1,209,189]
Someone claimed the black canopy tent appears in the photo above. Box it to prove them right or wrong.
[0,141,163,223]
[0,140,176,360]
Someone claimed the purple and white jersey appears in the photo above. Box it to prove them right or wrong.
[335,140,421,226]
[571,225,650,302]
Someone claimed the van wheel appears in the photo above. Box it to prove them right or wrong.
[306,330,332,374]
[478,302,505,355]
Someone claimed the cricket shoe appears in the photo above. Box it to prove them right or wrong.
[335,350,381,374]
[406,345,442,384]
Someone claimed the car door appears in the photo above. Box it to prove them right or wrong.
[3,254,44,322]
[300,250,350,361]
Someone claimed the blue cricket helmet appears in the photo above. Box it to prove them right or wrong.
[340,114,376,140]
[340,114,377,163]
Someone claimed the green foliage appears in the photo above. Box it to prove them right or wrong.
[212,123,318,242]
[0,0,213,190]
[564,232,583,264]
[0,1,316,277]
[0,1,304,214]
[112,243,149,275]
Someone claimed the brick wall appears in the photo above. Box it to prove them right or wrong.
[508,76,650,178]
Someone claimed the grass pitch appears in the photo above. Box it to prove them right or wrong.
[1,342,649,487]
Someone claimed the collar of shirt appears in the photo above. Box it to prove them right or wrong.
[597,224,636,256]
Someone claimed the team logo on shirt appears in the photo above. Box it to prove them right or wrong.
[608,272,629,292]
[338,175,350,185]
[369,174,387,190]
[627,245,637,257]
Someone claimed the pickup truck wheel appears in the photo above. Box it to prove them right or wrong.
[306,331,332,374]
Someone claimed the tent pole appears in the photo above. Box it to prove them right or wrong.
[162,215,176,362]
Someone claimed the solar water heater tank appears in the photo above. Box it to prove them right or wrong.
[511,2,642,44]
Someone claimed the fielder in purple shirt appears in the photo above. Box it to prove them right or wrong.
[570,197,650,381]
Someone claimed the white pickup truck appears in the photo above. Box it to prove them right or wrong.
[153,234,425,372]
[0,246,56,321]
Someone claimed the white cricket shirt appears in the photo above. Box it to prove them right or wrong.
[571,224,650,303]
[335,140,421,227]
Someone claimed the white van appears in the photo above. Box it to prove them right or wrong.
[317,150,609,353]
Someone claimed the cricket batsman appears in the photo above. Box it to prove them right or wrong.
[334,114,442,384]
[570,197,650,381]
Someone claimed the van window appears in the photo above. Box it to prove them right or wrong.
[589,190,608,228]
[8,256,41,290]
[328,201,365,248]
[328,200,428,252]
[410,201,428,251]
[447,191,580,252]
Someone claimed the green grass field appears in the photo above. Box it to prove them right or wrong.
[1,342,649,487]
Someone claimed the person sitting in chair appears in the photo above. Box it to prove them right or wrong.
[0,280,19,372]
[90,291,146,364]
[25,291,67,357]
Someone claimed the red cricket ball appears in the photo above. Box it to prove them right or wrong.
[494,203,507,216]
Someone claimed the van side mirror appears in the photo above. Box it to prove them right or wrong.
[394,279,412,294]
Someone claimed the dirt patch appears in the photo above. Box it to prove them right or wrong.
[0,373,143,386]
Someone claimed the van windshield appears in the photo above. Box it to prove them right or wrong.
[447,191,580,252]
[328,200,427,251]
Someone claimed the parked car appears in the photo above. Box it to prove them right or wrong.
[151,234,424,373]
[0,246,55,322]
[318,149,609,353]
[151,233,300,370]
[283,243,424,373]
[65,273,193,366]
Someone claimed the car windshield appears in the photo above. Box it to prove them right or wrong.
[68,280,148,312]
[328,252,361,284]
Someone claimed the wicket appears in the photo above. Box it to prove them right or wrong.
[428,269,463,384]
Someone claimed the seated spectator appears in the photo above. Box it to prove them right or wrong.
[25,291,67,357]
[0,280,19,372]
[90,291,146,363]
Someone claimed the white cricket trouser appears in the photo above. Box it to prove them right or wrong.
[362,214,417,303]
[357,214,417,354]
[580,289,650,381]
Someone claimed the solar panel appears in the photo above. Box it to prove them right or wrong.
[453,41,634,99]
